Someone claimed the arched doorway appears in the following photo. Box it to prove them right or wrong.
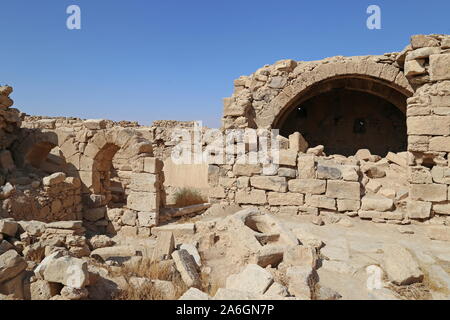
[273,76,410,156]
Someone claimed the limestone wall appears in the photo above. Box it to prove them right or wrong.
[207,140,416,223]
[402,35,450,221]
[1,115,163,233]
[1,34,449,230]
[222,55,413,130]
[215,34,450,222]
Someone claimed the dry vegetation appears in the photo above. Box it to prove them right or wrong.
[112,258,187,300]
[173,188,207,207]
[387,283,432,300]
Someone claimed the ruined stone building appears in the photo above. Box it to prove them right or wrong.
[0,34,449,236]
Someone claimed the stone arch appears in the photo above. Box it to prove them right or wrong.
[13,130,60,169]
[80,128,153,207]
[247,60,413,156]
[256,60,414,129]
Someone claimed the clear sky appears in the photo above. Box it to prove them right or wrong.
[1,0,449,128]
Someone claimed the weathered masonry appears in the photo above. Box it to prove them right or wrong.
[0,34,449,235]
[211,34,450,223]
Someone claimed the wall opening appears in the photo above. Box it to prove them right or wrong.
[274,76,409,157]
[92,143,122,207]
[24,142,68,174]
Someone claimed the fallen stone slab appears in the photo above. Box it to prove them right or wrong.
[90,246,136,261]
[34,251,66,279]
[162,203,211,219]
[361,195,394,212]
[151,223,195,237]
[89,235,115,250]
[226,264,273,295]
[179,243,201,267]
[152,232,175,262]
[383,244,424,285]
[0,220,18,237]
[17,221,46,237]
[42,256,89,289]
[255,245,284,268]
[46,221,83,230]
[386,152,407,168]
[172,249,201,288]
[30,280,61,300]
[0,240,14,255]
[0,250,27,283]
[286,266,318,299]
[284,245,319,269]
[42,172,66,186]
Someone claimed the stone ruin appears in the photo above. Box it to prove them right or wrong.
[0,34,450,300]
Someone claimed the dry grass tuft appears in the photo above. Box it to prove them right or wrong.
[387,282,432,300]
[112,258,187,300]
[173,188,207,207]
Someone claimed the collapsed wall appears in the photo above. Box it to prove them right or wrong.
[0,113,163,235]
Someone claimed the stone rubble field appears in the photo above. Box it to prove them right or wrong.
[1,203,449,300]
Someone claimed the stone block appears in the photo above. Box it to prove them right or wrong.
[250,176,287,192]
[233,164,262,176]
[172,249,201,288]
[407,200,432,219]
[337,199,361,212]
[317,161,342,180]
[288,179,326,194]
[83,119,106,130]
[235,190,267,205]
[277,150,298,166]
[152,231,175,261]
[143,157,163,173]
[407,116,450,135]
[326,181,361,200]
[267,192,304,206]
[429,137,450,152]
[128,173,159,192]
[305,195,336,210]
[226,264,273,294]
[430,54,450,81]
[361,195,394,212]
[383,244,423,285]
[433,202,450,215]
[297,154,315,179]
[410,184,447,202]
[127,192,159,212]
[289,132,308,153]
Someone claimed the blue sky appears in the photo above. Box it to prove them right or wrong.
[1,0,449,128]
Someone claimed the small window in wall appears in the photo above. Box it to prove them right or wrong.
[353,118,367,134]
[297,107,308,118]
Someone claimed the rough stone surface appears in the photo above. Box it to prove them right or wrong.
[172,249,201,288]
[226,264,273,295]
[383,244,424,285]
